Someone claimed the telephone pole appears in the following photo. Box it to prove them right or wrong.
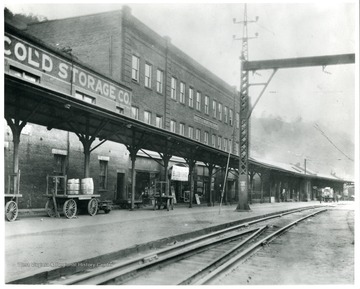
[233,4,258,211]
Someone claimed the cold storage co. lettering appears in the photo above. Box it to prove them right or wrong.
[5,36,53,72]
[5,34,131,106]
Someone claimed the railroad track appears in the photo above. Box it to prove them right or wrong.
[44,206,327,285]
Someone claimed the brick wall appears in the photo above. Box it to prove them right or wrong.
[26,10,124,82]
[121,7,239,150]
[4,123,130,209]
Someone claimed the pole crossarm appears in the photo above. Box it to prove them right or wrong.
[243,53,355,71]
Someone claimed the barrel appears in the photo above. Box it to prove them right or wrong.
[67,179,80,195]
[81,178,94,195]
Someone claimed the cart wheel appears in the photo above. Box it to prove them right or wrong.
[63,199,77,219]
[5,201,18,222]
[45,199,57,218]
[87,198,98,216]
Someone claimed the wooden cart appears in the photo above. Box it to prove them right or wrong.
[152,181,174,211]
[5,171,22,222]
[44,175,100,219]
[153,194,174,211]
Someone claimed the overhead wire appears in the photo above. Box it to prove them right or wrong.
[313,123,354,162]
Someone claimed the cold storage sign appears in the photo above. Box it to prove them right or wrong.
[4,33,132,107]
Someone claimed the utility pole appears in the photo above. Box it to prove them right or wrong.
[233,4,258,211]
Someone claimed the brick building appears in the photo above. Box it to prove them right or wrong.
[26,7,239,150]
[5,6,240,209]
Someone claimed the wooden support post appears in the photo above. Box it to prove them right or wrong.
[160,153,172,197]
[129,149,137,210]
[11,127,20,177]
[69,117,109,178]
[277,180,282,202]
[185,159,196,208]
[269,175,273,203]
[124,129,146,211]
[6,118,25,176]
[206,163,215,206]
[6,117,26,204]
[82,139,92,178]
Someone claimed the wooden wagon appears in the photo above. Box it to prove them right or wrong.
[43,175,102,219]
[153,194,174,211]
[152,181,174,211]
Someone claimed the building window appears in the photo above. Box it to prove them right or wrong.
[229,109,233,126]
[155,115,163,128]
[179,82,185,104]
[188,87,194,107]
[132,55,139,82]
[116,106,124,114]
[144,111,151,124]
[204,96,209,114]
[212,100,217,118]
[224,106,228,123]
[75,91,96,104]
[236,142,239,155]
[224,138,228,152]
[195,129,201,142]
[236,112,240,128]
[145,63,152,88]
[212,134,216,147]
[204,131,209,145]
[188,126,194,139]
[156,69,163,93]
[229,139,233,153]
[171,77,177,100]
[179,123,185,136]
[99,160,108,190]
[170,120,176,133]
[217,136,222,149]
[196,92,201,111]
[218,103,222,121]
[10,66,40,83]
[131,106,139,119]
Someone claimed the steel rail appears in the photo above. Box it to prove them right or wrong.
[194,208,328,285]
[61,226,263,285]
[179,226,268,285]
[53,205,322,285]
